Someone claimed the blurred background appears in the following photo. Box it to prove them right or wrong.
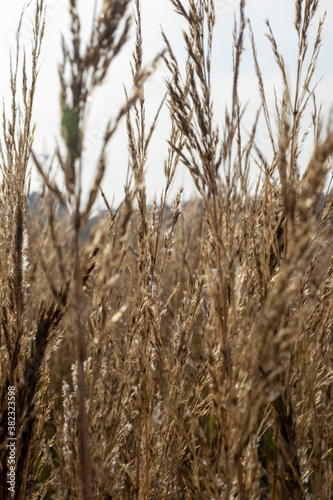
[0,0,332,208]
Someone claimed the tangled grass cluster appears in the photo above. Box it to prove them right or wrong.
[0,0,333,498]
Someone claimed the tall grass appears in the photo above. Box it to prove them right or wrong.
[0,0,332,498]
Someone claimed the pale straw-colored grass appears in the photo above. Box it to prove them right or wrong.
[0,0,332,498]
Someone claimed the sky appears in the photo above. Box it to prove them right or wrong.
[0,0,332,209]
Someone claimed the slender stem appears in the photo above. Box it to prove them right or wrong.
[74,216,92,499]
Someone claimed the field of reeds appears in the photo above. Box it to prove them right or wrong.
[0,0,333,498]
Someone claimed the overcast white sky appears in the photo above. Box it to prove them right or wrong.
[0,0,332,208]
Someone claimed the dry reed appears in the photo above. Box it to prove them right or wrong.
[0,0,332,498]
